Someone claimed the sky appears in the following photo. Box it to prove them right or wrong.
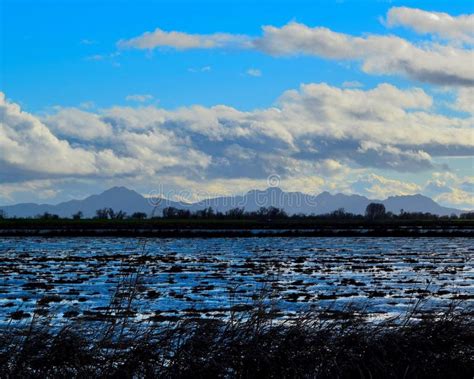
[0,0,473,208]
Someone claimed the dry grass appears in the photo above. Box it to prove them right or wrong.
[0,292,472,378]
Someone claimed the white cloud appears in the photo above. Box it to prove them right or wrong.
[44,108,113,140]
[0,93,97,178]
[452,88,474,114]
[0,179,59,203]
[255,22,474,87]
[118,28,251,50]
[118,8,474,87]
[424,172,474,209]
[246,68,262,77]
[351,173,421,199]
[350,171,474,210]
[435,188,473,209]
[0,93,209,182]
[125,94,154,102]
[1,81,472,202]
[386,7,474,44]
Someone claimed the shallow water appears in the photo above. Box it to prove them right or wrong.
[0,237,472,324]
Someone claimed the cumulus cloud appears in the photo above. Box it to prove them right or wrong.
[0,93,210,182]
[0,93,98,179]
[44,108,113,140]
[0,179,60,203]
[356,142,433,171]
[424,172,474,209]
[273,82,472,158]
[254,22,474,87]
[386,7,474,44]
[1,81,472,204]
[435,188,473,209]
[452,88,474,114]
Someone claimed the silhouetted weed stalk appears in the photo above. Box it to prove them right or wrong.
[1,233,472,378]
[1,298,472,378]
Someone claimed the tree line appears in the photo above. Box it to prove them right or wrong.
[159,203,471,221]
[1,203,472,221]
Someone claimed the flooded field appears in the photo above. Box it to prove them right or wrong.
[0,237,472,325]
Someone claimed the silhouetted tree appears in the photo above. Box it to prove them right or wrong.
[131,212,148,220]
[331,208,346,218]
[112,210,127,220]
[95,208,110,219]
[162,207,191,219]
[0,210,6,219]
[195,207,215,219]
[162,207,176,218]
[253,206,288,220]
[398,211,438,221]
[385,211,395,219]
[37,212,59,220]
[225,208,245,219]
[460,212,474,220]
[267,206,287,219]
[365,203,386,220]
[72,211,83,220]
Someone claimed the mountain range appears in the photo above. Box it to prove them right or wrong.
[0,186,466,218]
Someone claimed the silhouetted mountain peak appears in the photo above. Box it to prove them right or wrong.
[317,191,331,197]
[382,194,459,215]
[385,194,435,204]
[386,194,433,202]
[246,187,284,196]
[100,186,141,197]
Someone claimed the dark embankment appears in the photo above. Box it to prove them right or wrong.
[0,218,473,237]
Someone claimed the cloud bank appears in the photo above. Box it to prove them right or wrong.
[1,79,472,207]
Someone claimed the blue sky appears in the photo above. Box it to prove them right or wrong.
[0,0,473,208]
[3,0,472,111]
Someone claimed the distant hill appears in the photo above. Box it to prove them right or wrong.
[0,186,465,218]
[382,194,461,215]
[0,187,182,218]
